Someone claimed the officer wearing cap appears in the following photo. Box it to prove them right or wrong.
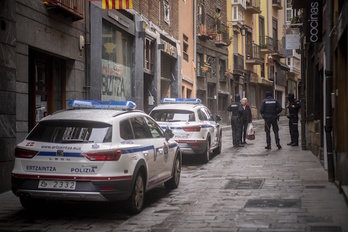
[260,91,283,150]
[227,94,244,147]
[287,93,301,146]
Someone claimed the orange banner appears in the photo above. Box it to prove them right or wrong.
[101,0,133,9]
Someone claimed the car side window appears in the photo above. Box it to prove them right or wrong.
[198,109,207,121]
[144,116,164,138]
[130,117,152,139]
[203,107,214,121]
[119,119,134,140]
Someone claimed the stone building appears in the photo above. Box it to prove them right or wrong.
[0,0,87,193]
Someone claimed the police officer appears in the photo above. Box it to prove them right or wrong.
[227,94,244,147]
[260,91,282,150]
[287,93,301,146]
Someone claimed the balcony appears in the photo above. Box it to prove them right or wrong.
[215,24,232,47]
[272,0,283,10]
[246,0,261,14]
[233,53,244,76]
[288,57,301,74]
[44,0,84,21]
[259,36,274,53]
[198,14,217,40]
[245,43,263,65]
[271,39,285,58]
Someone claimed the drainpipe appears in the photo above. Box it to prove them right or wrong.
[194,0,197,97]
[325,0,334,182]
[300,32,306,150]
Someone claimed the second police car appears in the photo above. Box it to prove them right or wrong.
[12,100,181,214]
[150,98,222,163]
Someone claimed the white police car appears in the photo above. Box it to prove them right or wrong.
[150,98,222,163]
[12,100,181,214]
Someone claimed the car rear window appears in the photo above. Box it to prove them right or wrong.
[27,120,112,143]
[150,109,195,122]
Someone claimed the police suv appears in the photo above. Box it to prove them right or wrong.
[150,98,222,163]
[12,100,181,214]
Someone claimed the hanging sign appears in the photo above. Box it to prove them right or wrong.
[306,0,323,43]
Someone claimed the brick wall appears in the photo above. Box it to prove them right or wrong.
[133,0,179,39]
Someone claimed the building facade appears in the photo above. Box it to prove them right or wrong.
[292,0,348,198]
[0,0,87,193]
[195,0,230,123]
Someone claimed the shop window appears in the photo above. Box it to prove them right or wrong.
[144,37,154,73]
[102,20,133,101]
[183,34,189,62]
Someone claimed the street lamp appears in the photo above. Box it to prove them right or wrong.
[240,24,247,36]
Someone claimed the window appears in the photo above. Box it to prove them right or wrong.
[27,121,112,143]
[201,107,214,121]
[219,59,226,81]
[287,57,291,65]
[218,94,228,111]
[286,9,292,22]
[120,119,134,140]
[196,53,203,76]
[144,116,164,138]
[198,109,208,121]
[233,7,237,20]
[183,34,189,62]
[261,60,265,78]
[198,4,205,25]
[150,109,196,122]
[144,37,154,72]
[249,85,256,107]
[130,117,152,139]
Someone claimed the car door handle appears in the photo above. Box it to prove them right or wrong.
[143,151,148,156]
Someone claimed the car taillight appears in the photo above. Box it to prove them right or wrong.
[182,125,201,132]
[83,150,122,161]
[15,148,38,159]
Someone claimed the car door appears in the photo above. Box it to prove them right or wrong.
[128,116,158,184]
[143,116,174,181]
[201,107,218,148]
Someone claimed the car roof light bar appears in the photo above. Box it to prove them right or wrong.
[68,100,137,110]
[160,98,202,104]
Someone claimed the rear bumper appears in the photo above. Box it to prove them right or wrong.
[176,140,206,154]
[12,175,133,202]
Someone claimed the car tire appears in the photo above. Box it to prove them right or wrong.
[202,138,210,163]
[213,132,222,155]
[128,172,145,214]
[20,197,44,210]
[164,154,181,190]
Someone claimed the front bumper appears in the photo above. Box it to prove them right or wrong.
[12,175,133,202]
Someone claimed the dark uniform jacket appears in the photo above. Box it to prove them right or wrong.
[260,96,282,119]
[227,102,243,120]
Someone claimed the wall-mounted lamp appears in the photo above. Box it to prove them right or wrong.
[240,24,247,36]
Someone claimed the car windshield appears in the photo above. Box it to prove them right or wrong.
[150,109,195,122]
[27,120,112,143]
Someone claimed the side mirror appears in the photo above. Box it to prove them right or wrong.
[164,127,174,141]
[215,115,221,122]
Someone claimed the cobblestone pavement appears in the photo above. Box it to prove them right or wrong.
[0,117,347,232]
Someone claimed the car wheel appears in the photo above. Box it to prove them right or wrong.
[202,138,210,163]
[164,154,181,190]
[20,197,44,210]
[213,132,222,155]
[128,172,145,214]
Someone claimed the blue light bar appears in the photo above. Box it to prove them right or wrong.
[68,100,136,110]
[160,98,202,104]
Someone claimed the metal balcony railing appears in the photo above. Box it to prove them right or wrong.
[44,0,84,21]
[246,43,261,60]
[233,53,244,72]
[272,0,282,9]
[259,36,274,52]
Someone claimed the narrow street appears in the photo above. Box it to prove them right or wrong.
[0,117,347,232]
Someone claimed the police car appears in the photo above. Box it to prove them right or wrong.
[150,98,222,163]
[12,100,181,214]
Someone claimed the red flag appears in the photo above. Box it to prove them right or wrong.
[102,0,133,9]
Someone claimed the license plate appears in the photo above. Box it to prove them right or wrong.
[38,180,76,190]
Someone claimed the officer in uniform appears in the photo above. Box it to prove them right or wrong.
[287,93,301,146]
[260,91,283,150]
[227,94,244,147]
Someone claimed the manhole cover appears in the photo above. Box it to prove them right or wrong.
[238,153,269,157]
[225,179,264,190]
[305,185,326,189]
[244,199,301,208]
[309,226,342,232]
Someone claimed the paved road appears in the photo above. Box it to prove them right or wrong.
[1,117,347,232]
